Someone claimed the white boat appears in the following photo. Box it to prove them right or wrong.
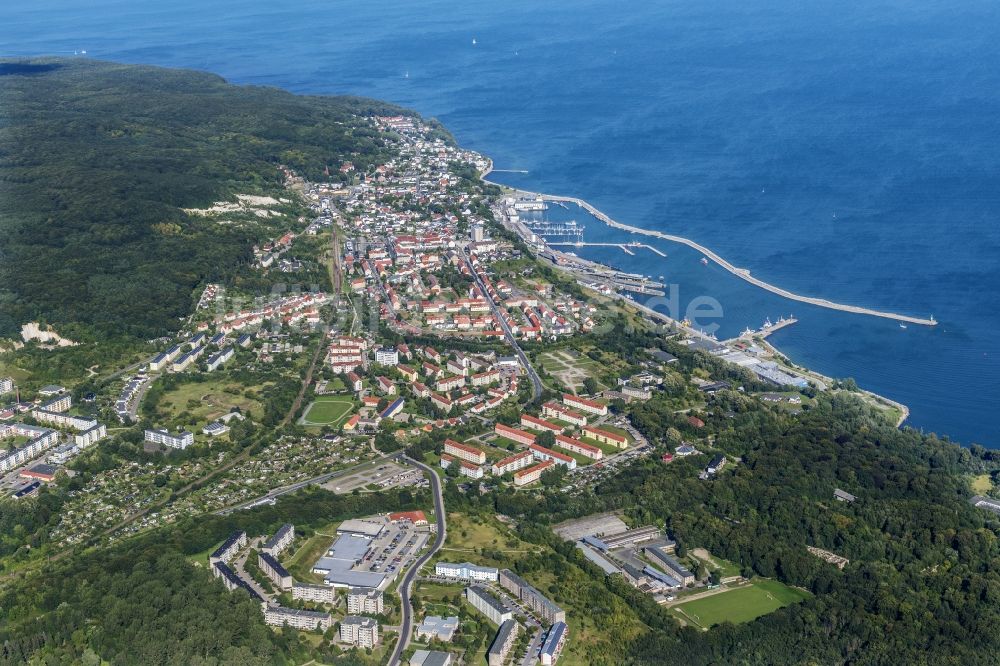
[899,322,907,329]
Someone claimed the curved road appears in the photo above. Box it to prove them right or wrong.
[389,455,447,666]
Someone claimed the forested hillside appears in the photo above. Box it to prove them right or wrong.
[0,58,409,340]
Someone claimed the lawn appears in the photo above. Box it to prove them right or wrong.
[300,396,355,427]
[689,548,742,578]
[185,538,225,568]
[579,436,628,456]
[285,527,336,583]
[154,378,268,427]
[972,474,994,495]
[670,579,811,629]
[437,513,539,567]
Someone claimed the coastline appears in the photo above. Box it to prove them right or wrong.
[480,159,911,429]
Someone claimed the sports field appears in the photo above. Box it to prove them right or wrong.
[670,579,811,629]
[301,396,355,427]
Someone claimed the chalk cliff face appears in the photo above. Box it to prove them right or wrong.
[21,322,78,347]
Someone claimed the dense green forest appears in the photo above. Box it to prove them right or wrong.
[424,323,1000,665]
[0,58,410,340]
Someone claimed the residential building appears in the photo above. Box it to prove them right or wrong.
[513,460,553,486]
[582,426,627,449]
[258,523,294,557]
[435,562,499,582]
[264,605,332,631]
[498,569,566,624]
[206,347,234,371]
[562,393,607,416]
[375,347,399,365]
[32,409,97,431]
[470,369,500,387]
[521,414,563,434]
[494,423,536,446]
[213,562,263,602]
[491,450,534,476]
[0,425,60,473]
[440,454,484,479]
[73,423,107,448]
[292,582,336,605]
[340,615,380,647]
[542,401,587,427]
[258,551,293,590]
[539,621,568,665]
[487,619,519,666]
[555,434,603,460]
[347,371,363,392]
[0,377,14,394]
[210,530,247,564]
[415,615,460,642]
[346,587,384,614]
[144,428,194,450]
[443,439,486,465]
[39,394,71,413]
[529,444,577,470]
[465,585,512,626]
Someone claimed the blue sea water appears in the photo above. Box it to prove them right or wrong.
[3,0,999,445]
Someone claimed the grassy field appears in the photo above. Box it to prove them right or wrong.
[579,435,628,456]
[155,378,268,426]
[689,548,742,578]
[185,538,226,569]
[972,474,994,495]
[437,513,540,567]
[284,524,338,584]
[300,396,355,427]
[539,349,605,392]
[670,578,811,629]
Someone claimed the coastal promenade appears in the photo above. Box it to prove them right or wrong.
[483,162,935,327]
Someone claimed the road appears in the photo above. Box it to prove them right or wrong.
[388,455,446,666]
[214,452,397,515]
[461,249,543,403]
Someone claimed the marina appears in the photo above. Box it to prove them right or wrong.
[494,185,938,328]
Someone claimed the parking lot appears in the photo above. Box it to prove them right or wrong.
[320,461,423,495]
